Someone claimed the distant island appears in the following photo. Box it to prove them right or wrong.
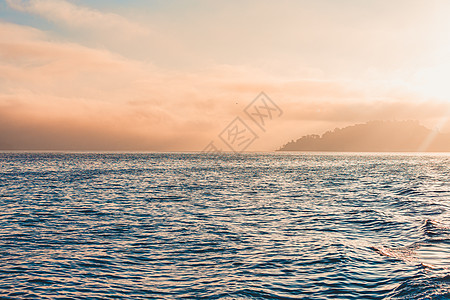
[278,120,450,152]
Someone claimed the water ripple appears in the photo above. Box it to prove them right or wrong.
[0,152,449,299]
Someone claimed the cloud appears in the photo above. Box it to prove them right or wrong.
[4,0,184,66]
[1,22,450,151]
[5,0,149,37]
[0,95,207,151]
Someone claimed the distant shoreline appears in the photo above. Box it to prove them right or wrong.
[278,120,450,152]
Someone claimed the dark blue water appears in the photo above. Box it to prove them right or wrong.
[0,152,449,299]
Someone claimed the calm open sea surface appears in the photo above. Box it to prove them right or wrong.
[0,152,449,299]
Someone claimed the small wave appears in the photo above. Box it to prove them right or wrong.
[370,243,421,263]
[372,220,450,271]
[394,187,424,196]
[423,219,450,239]
[388,273,450,299]
[424,219,450,230]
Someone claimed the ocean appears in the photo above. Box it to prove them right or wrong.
[0,152,449,299]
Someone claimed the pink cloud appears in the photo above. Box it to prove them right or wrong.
[1,22,450,151]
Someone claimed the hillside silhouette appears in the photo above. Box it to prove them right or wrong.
[278,120,450,152]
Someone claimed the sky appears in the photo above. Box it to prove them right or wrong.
[1,0,450,151]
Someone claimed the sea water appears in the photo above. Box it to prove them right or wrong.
[0,152,449,299]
